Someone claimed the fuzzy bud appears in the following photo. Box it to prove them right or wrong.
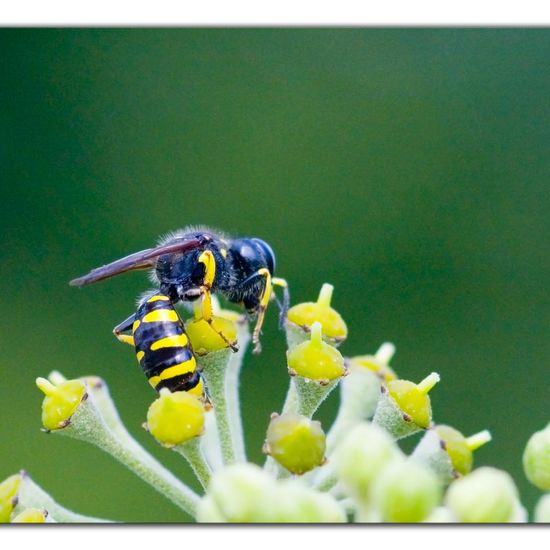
[264,413,326,475]
[523,423,550,491]
[287,322,346,382]
[333,422,399,501]
[348,342,398,383]
[0,474,21,523]
[411,425,491,484]
[146,389,205,447]
[445,467,519,523]
[207,463,275,522]
[286,283,348,348]
[35,377,87,431]
[370,458,442,523]
[260,480,346,523]
[534,493,550,523]
[185,316,238,355]
[11,508,51,523]
[373,373,439,439]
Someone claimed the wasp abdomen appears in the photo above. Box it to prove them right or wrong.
[133,294,201,394]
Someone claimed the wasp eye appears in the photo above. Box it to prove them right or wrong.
[252,238,276,275]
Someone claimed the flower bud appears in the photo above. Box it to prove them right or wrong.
[370,458,441,522]
[445,467,519,523]
[373,373,439,439]
[286,283,348,348]
[261,480,346,523]
[534,493,550,523]
[264,413,326,475]
[424,506,456,523]
[207,463,275,522]
[348,342,398,383]
[411,425,491,484]
[196,495,226,522]
[0,473,21,522]
[146,389,205,447]
[523,423,550,491]
[333,422,399,501]
[11,508,50,523]
[185,316,238,355]
[287,322,346,382]
[35,377,87,431]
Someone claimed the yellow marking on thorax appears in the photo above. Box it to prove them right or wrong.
[198,250,216,287]
[148,357,197,388]
[220,248,227,259]
[150,334,188,350]
[148,295,170,302]
[136,351,145,362]
[132,320,141,332]
[142,309,179,323]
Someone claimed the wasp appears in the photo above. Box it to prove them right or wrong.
[70,227,289,354]
[115,292,203,395]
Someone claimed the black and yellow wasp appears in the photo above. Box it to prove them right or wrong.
[70,227,289,392]
[115,292,203,395]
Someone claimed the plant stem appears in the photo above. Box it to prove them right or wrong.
[14,472,112,523]
[198,348,237,465]
[224,318,250,462]
[174,438,212,490]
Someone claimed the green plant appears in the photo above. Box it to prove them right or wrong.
[1,282,548,523]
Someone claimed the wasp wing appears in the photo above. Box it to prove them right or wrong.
[69,237,204,287]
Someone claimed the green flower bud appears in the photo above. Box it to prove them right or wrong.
[370,458,442,523]
[146,389,205,447]
[264,413,326,475]
[196,494,226,523]
[11,508,50,523]
[534,493,550,523]
[373,373,439,439]
[348,341,398,383]
[286,283,348,348]
[208,463,275,522]
[260,480,346,523]
[445,467,519,523]
[0,473,21,523]
[424,506,456,523]
[185,315,238,355]
[412,425,491,484]
[333,422,399,501]
[287,322,346,383]
[523,423,550,490]
[36,377,87,431]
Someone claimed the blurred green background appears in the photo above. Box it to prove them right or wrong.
[1,28,549,522]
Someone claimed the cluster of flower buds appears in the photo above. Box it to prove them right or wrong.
[197,464,345,523]
[6,280,546,524]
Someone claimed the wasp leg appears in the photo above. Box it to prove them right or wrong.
[197,250,239,353]
[113,313,136,346]
[272,277,289,329]
[234,268,272,354]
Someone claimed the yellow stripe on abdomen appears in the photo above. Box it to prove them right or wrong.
[148,357,197,388]
[150,334,188,350]
[142,309,179,323]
